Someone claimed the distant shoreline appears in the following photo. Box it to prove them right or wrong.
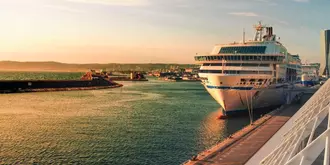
[0,69,85,72]
[0,61,197,72]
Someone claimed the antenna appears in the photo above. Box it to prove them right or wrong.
[243,28,246,44]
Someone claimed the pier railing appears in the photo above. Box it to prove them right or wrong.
[260,79,330,165]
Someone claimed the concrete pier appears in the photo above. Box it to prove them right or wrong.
[183,87,317,165]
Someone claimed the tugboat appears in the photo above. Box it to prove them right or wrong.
[0,70,123,93]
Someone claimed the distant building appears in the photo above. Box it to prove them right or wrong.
[320,30,330,77]
[185,68,199,74]
[153,72,161,77]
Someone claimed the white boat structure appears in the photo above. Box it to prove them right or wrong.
[194,22,302,116]
[301,63,320,86]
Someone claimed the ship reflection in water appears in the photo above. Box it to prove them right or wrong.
[198,105,278,150]
[198,108,250,149]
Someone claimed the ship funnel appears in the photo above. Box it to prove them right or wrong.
[270,27,273,36]
[264,27,274,41]
[266,27,273,37]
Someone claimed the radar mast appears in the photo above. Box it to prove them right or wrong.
[253,21,276,42]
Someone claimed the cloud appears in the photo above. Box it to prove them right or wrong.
[254,0,277,5]
[277,20,289,25]
[66,0,148,6]
[228,12,259,17]
[43,5,84,13]
[293,0,309,2]
[228,11,289,25]
[254,0,270,2]
[261,15,289,25]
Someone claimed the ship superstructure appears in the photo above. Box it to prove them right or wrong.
[301,63,320,86]
[194,22,302,116]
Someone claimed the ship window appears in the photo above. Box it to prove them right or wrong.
[219,46,266,54]
[203,63,255,66]
[241,63,255,67]
[199,70,222,73]
[199,70,272,75]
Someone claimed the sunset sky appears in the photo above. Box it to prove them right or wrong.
[0,0,329,63]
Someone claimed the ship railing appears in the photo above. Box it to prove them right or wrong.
[260,79,330,165]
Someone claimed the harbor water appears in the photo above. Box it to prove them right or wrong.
[0,72,251,164]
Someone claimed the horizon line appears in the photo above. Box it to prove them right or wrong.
[0,60,196,65]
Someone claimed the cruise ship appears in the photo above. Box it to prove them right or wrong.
[194,22,302,116]
[301,63,320,86]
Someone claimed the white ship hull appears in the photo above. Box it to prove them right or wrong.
[204,85,285,115]
[201,74,287,115]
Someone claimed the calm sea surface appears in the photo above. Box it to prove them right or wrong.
[0,72,250,164]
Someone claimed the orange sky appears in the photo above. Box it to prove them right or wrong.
[0,0,323,64]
